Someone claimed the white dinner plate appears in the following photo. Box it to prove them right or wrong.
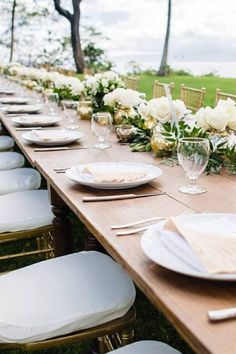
[1,105,42,114]
[0,97,30,104]
[66,162,163,189]
[22,129,84,146]
[141,213,236,281]
[0,89,15,95]
[11,115,62,127]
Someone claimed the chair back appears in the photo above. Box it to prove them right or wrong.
[124,76,139,90]
[153,80,174,98]
[180,84,206,112]
[215,89,236,105]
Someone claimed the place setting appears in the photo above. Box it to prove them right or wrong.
[141,211,236,282]
[1,104,42,114]
[12,114,62,130]
[22,128,84,151]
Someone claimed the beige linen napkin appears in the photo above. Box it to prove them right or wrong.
[164,216,236,274]
[82,166,147,183]
[33,130,69,141]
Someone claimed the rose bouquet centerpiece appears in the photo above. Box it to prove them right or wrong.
[83,71,125,112]
[103,88,145,124]
[129,97,187,154]
[195,98,236,139]
[53,75,84,101]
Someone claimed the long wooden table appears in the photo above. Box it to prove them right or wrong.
[1,84,236,354]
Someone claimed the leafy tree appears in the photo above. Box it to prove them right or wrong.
[158,0,171,76]
[54,0,85,73]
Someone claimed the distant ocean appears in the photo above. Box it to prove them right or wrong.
[109,53,236,78]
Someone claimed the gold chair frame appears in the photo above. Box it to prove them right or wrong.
[0,225,54,262]
[124,76,139,90]
[153,80,175,98]
[0,306,136,353]
[215,88,236,105]
[180,84,206,112]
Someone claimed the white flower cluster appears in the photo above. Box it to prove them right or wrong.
[7,64,84,96]
[84,71,125,97]
[103,88,144,108]
[138,97,186,125]
[196,98,236,131]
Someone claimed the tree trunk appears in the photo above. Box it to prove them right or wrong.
[9,0,17,62]
[71,16,85,73]
[158,0,171,76]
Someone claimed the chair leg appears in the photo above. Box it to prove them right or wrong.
[120,327,135,346]
[98,336,106,354]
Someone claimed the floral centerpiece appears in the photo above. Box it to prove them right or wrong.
[103,87,145,124]
[53,75,84,101]
[195,98,236,134]
[83,71,125,112]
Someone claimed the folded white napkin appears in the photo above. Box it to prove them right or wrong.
[32,130,69,141]
[82,166,147,183]
[164,216,236,274]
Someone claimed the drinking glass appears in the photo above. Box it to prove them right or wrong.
[177,137,210,194]
[91,112,112,149]
[45,92,59,116]
[62,100,79,129]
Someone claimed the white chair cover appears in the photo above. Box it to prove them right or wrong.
[0,251,136,343]
[111,341,182,354]
[0,190,53,233]
[0,151,25,170]
[0,168,41,195]
[0,136,14,151]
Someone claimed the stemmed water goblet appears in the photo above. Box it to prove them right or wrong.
[91,112,112,149]
[177,137,210,194]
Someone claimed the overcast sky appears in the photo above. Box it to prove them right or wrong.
[80,0,236,62]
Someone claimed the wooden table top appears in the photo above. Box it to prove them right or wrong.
[1,84,236,354]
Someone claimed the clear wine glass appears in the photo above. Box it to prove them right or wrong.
[91,112,112,149]
[62,100,79,129]
[177,137,210,194]
[45,92,59,116]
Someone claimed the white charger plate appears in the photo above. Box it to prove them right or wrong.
[1,105,42,114]
[12,115,61,127]
[66,162,163,189]
[141,213,236,281]
[22,129,84,146]
[0,97,30,104]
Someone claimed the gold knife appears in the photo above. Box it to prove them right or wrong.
[82,192,165,202]
[34,146,90,152]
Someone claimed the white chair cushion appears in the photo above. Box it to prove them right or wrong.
[111,341,182,354]
[0,168,41,195]
[0,251,136,343]
[0,190,53,233]
[0,136,14,151]
[0,151,25,170]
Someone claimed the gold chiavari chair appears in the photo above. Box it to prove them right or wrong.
[215,88,236,105]
[153,80,175,98]
[0,190,54,267]
[124,76,139,90]
[180,84,206,112]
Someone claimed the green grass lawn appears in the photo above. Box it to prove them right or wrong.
[138,74,236,107]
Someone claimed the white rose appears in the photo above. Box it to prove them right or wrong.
[148,97,171,123]
[195,107,213,131]
[208,106,229,131]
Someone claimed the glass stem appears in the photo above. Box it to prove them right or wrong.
[189,177,197,185]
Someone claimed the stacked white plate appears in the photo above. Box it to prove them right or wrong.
[0,89,15,95]
[66,162,163,189]
[1,105,42,114]
[12,115,61,127]
[141,213,236,281]
[0,97,30,104]
[22,129,84,146]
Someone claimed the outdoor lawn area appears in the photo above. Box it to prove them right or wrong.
[138,74,236,106]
